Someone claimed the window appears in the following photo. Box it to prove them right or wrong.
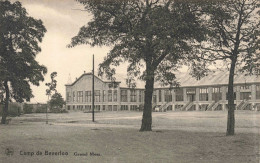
[165,90,172,102]
[121,105,128,111]
[73,92,75,102]
[130,90,136,102]
[103,90,106,102]
[85,91,91,102]
[240,85,250,90]
[77,105,82,110]
[159,90,162,102]
[66,92,71,102]
[257,85,260,99]
[95,90,100,102]
[77,91,83,102]
[108,82,118,89]
[121,90,128,102]
[113,90,117,102]
[108,105,112,111]
[186,88,196,95]
[212,87,222,102]
[153,92,157,103]
[199,88,208,101]
[130,105,137,111]
[85,105,91,111]
[213,87,220,93]
[139,90,144,102]
[240,92,251,100]
[113,105,117,111]
[175,88,183,101]
[94,105,100,111]
[186,88,196,102]
[108,90,112,102]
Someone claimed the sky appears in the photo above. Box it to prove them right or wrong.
[8,0,257,103]
[11,0,124,103]
[8,0,215,103]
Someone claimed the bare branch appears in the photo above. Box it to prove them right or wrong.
[201,46,231,55]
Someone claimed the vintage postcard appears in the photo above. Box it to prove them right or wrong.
[0,0,259,162]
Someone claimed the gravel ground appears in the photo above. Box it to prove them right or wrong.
[0,111,259,163]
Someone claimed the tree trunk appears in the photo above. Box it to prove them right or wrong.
[140,64,155,131]
[1,81,9,124]
[226,58,237,136]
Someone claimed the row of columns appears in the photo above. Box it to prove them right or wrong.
[152,84,259,111]
[67,84,259,111]
[152,85,258,104]
[68,85,258,104]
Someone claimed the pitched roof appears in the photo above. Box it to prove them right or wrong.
[66,70,260,88]
[175,70,260,87]
[117,70,260,88]
[65,72,121,86]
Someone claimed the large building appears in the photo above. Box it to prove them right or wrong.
[65,70,260,111]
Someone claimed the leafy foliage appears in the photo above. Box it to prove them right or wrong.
[50,92,66,111]
[0,1,47,102]
[45,72,57,96]
[0,1,47,124]
[69,0,206,85]
[23,103,33,114]
[191,0,260,135]
[45,73,66,113]
[0,103,21,117]
[69,0,207,131]
[35,105,47,113]
[192,0,260,76]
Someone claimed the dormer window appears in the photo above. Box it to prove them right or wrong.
[108,82,118,89]
[240,85,250,90]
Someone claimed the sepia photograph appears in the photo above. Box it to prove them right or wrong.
[0,0,260,162]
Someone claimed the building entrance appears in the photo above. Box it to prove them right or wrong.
[187,94,195,102]
[186,88,196,102]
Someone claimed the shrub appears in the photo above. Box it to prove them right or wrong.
[35,105,47,113]
[0,103,21,117]
[9,104,21,117]
[61,109,68,113]
[50,93,65,109]
[50,107,68,113]
[23,103,33,114]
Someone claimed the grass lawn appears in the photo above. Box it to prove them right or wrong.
[0,111,259,163]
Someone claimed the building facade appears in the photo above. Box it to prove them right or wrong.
[65,71,260,111]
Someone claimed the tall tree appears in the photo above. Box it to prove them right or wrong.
[45,72,57,123]
[69,0,206,131]
[0,1,47,124]
[45,72,57,97]
[49,92,66,112]
[192,0,260,135]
